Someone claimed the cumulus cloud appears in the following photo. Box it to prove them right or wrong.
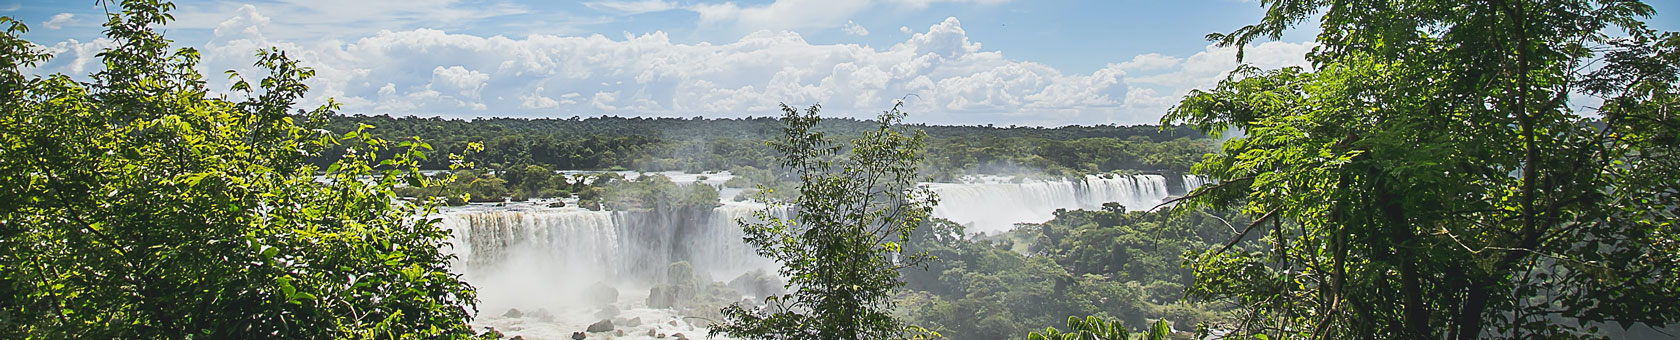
[586,0,678,15]
[842,20,869,36]
[166,0,530,41]
[691,0,1009,33]
[41,13,74,30]
[29,6,1312,126]
[1115,41,1316,120]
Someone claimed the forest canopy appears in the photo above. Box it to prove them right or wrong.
[314,114,1214,180]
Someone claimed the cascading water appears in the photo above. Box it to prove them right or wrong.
[928,174,1175,234]
[436,172,1202,339]
[437,200,778,339]
[1182,174,1210,191]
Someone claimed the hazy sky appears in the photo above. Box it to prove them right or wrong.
[5,0,1677,125]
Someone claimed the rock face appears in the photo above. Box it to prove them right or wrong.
[647,262,700,309]
[647,284,692,309]
[586,319,614,333]
[728,269,787,298]
[587,282,618,305]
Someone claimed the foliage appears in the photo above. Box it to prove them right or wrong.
[1026,316,1173,340]
[897,206,1238,340]
[0,1,484,338]
[313,113,1212,179]
[598,174,720,212]
[711,103,939,340]
[1168,0,1679,338]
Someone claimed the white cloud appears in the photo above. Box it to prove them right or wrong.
[1115,53,1181,73]
[690,0,1008,33]
[899,26,911,34]
[28,6,1313,126]
[430,66,490,98]
[41,13,73,30]
[30,38,113,75]
[586,0,678,14]
[1116,41,1317,120]
[166,0,530,41]
[842,20,869,36]
[520,87,561,109]
[690,0,873,32]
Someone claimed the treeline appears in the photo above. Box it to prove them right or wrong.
[897,204,1248,340]
[315,114,1214,179]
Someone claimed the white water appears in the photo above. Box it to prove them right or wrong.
[928,174,1174,234]
[438,172,1195,339]
[1182,174,1209,190]
[439,200,776,340]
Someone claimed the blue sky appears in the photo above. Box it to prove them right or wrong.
[4,0,1676,125]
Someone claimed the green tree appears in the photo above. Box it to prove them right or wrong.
[710,103,939,340]
[0,1,483,338]
[1026,316,1171,340]
[1166,0,1678,338]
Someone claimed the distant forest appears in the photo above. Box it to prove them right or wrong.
[314,114,1215,179]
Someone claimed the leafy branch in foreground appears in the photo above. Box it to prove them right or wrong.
[0,1,485,338]
[1168,0,1678,338]
[710,102,939,340]
[1027,316,1171,340]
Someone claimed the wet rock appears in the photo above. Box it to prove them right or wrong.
[622,317,642,327]
[510,336,524,340]
[502,308,523,318]
[647,329,658,337]
[615,330,625,337]
[673,332,689,340]
[587,282,618,305]
[570,332,586,340]
[548,201,567,208]
[728,269,787,298]
[587,319,614,333]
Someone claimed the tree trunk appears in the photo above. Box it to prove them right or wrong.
[1455,280,1491,340]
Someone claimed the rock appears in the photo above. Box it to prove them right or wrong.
[647,329,658,337]
[548,201,567,208]
[587,282,618,305]
[502,308,523,318]
[673,332,689,340]
[622,317,642,327]
[666,262,697,285]
[586,319,614,333]
[511,336,524,340]
[594,305,620,319]
[728,269,787,298]
[615,330,625,337]
[570,332,586,340]
[669,320,680,326]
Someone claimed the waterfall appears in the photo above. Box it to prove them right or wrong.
[436,173,1202,338]
[1182,174,1210,191]
[440,204,776,286]
[928,174,1175,234]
